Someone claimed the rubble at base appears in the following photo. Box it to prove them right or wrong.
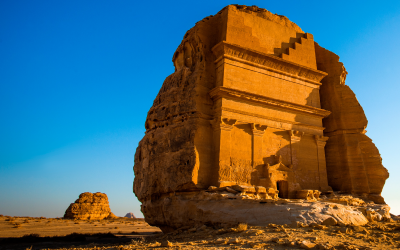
[44,218,400,250]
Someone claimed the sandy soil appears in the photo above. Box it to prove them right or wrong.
[0,215,160,238]
[0,215,399,249]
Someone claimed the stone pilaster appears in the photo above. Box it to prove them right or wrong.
[315,135,333,192]
[212,117,237,186]
[288,130,304,171]
[251,124,267,167]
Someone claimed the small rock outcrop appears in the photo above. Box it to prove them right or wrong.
[125,212,136,218]
[64,192,114,220]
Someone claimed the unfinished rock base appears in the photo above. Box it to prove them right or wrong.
[142,191,390,233]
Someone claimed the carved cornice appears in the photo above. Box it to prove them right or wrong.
[209,86,331,118]
[212,41,328,85]
[324,128,367,137]
[220,107,325,131]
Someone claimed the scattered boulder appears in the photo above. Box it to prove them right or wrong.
[339,227,352,234]
[300,240,316,249]
[159,240,173,247]
[227,238,241,244]
[352,226,368,234]
[64,192,114,220]
[322,217,337,226]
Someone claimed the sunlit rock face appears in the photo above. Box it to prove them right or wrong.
[64,192,116,220]
[133,4,389,231]
[315,45,389,204]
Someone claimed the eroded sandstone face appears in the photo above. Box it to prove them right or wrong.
[315,45,389,204]
[133,4,389,231]
[64,192,116,220]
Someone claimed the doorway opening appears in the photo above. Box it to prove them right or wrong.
[277,180,288,198]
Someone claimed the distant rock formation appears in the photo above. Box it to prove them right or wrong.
[133,4,389,232]
[124,212,136,218]
[64,192,115,220]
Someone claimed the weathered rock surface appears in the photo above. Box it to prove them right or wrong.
[133,4,390,231]
[141,189,391,232]
[391,214,400,221]
[124,212,136,218]
[315,44,389,204]
[64,192,114,220]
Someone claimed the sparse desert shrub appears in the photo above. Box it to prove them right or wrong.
[13,223,22,228]
[6,217,15,222]
[74,222,80,224]
[23,219,29,223]
[94,225,98,226]
[0,214,3,217]
[102,223,106,226]
[114,227,119,229]
[23,233,39,237]
[39,217,46,219]
[236,223,248,232]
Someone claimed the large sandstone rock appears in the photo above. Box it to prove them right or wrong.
[133,4,389,231]
[64,192,114,220]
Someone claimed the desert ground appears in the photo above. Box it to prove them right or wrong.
[0,215,399,250]
[0,215,160,249]
[0,216,159,238]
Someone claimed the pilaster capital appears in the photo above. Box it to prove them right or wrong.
[288,130,304,142]
[315,135,329,147]
[211,116,237,131]
[251,123,267,136]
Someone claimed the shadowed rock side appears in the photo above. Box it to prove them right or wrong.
[134,6,230,211]
[64,192,116,220]
[315,44,389,204]
[133,4,390,232]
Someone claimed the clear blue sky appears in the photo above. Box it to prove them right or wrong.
[1,0,399,218]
